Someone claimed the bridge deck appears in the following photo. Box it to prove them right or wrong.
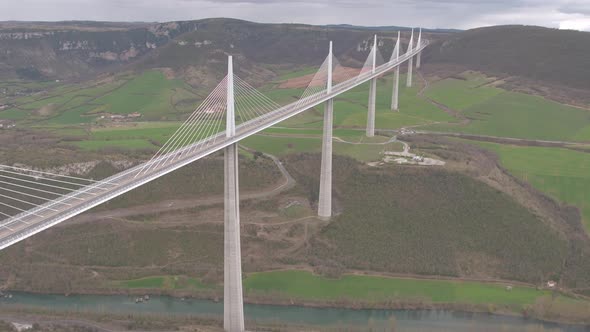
[0,42,428,250]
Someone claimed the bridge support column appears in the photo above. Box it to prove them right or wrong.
[366,35,378,137]
[223,56,245,332]
[406,29,414,88]
[407,56,413,87]
[318,42,334,219]
[392,67,400,111]
[366,78,376,137]
[391,31,401,112]
[416,28,422,69]
[318,98,333,219]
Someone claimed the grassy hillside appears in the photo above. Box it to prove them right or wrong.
[1,70,198,125]
[285,154,569,284]
[243,270,590,323]
[428,25,590,90]
[470,141,590,232]
[262,74,454,130]
[98,154,282,210]
[424,72,590,142]
[0,23,170,80]
[244,270,550,308]
[424,71,503,111]
[438,91,590,141]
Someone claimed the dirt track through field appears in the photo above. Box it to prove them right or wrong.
[65,149,296,226]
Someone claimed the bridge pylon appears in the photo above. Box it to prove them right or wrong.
[416,28,422,69]
[406,28,414,87]
[391,31,401,112]
[223,56,245,332]
[318,41,334,220]
[366,35,377,137]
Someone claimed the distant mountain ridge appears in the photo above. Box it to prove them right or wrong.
[326,24,461,33]
[0,19,204,80]
[1,20,589,92]
[0,18,429,84]
[427,25,590,89]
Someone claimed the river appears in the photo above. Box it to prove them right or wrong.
[0,292,588,331]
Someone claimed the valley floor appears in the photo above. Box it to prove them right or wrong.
[1,64,590,329]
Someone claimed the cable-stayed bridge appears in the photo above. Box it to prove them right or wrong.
[0,29,428,331]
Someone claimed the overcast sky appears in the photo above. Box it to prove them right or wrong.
[2,0,590,31]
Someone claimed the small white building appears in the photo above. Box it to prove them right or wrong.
[0,120,16,129]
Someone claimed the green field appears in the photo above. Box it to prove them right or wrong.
[90,71,188,120]
[242,135,321,155]
[244,270,549,309]
[3,66,456,154]
[334,141,403,162]
[262,127,364,138]
[73,138,158,151]
[268,74,455,130]
[58,122,186,151]
[338,77,454,129]
[120,276,166,288]
[117,275,213,290]
[1,71,199,125]
[90,122,180,141]
[241,134,401,161]
[425,73,590,142]
[0,108,29,120]
[470,141,590,232]
[276,66,318,80]
[237,70,455,160]
[113,269,578,312]
[425,72,503,111]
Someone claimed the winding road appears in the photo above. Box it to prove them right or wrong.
[67,149,296,226]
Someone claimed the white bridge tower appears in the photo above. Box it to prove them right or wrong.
[366,35,378,137]
[318,42,334,219]
[223,56,245,332]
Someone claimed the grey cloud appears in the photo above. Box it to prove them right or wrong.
[559,1,590,15]
[0,0,589,31]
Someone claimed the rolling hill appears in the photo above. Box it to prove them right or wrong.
[0,18,433,83]
[427,25,590,90]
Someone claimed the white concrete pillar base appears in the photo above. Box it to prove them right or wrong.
[223,143,245,332]
[366,78,377,137]
[318,99,333,219]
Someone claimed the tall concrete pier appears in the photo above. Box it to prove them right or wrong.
[223,56,245,332]
[406,29,414,88]
[416,28,422,68]
[366,35,377,137]
[391,31,401,111]
[0,27,431,332]
[318,42,334,219]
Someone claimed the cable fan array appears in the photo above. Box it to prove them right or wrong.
[0,165,117,226]
[138,77,230,176]
[138,34,400,178]
[356,41,386,82]
[0,32,423,228]
[136,74,284,177]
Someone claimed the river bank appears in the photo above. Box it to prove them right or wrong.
[3,270,590,328]
[0,292,589,332]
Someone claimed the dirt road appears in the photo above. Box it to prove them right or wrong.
[66,149,296,225]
